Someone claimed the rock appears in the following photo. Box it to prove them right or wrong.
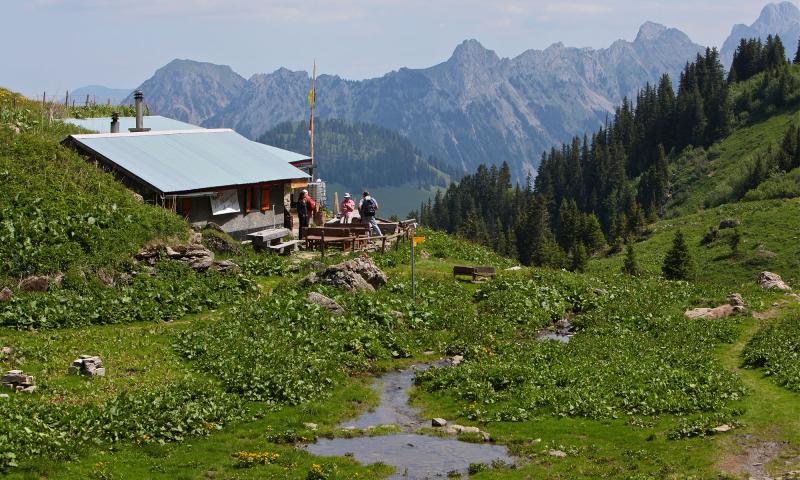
[548,450,568,458]
[718,219,740,229]
[203,233,240,254]
[727,293,745,307]
[451,355,464,365]
[97,270,115,287]
[2,370,34,391]
[713,424,732,433]
[132,192,144,203]
[0,347,11,356]
[166,244,215,270]
[0,287,12,302]
[684,304,735,320]
[18,275,51,292]
[302,255,387,292]
[758,272,791,291]
[303,422,318,431]
[0,393,8,399]
[390,310,404,319]
[733,305,745,313]
[189,231,202,244]
[481,431,491,442]
[211,260,240,273]
[205,221,225,233]
[307,292,345,315]
[68,355,105,377]
[505,266,523,271]
[593,288,608,296]
[432,418,448,427]
[19,385,36,394]
[134,245,161,265]
[446,424,480,434]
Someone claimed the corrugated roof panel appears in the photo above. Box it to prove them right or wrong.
[62,116,202,133]
[67,129,310,193]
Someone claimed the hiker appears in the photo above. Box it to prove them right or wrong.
[359,191,382,237]
[340,192,355,224]
[296,189,316,239]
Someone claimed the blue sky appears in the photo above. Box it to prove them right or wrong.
[2,0,778,97]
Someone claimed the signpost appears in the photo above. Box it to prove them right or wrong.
[411,235,425,301]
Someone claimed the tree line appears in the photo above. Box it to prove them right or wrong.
[419,37,799,270]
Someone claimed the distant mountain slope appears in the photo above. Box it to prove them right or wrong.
[69,85,132,106]
[259,118,461,189]
[124,59,246,125]
[132,23,703,179]
[721,1,800,67]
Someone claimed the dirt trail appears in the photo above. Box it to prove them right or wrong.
[715,296,800,479]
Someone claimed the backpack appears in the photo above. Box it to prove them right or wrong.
[363,197,377,216]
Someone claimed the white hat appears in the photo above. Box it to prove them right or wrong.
[301,189,308,194]
[344,192,351,198]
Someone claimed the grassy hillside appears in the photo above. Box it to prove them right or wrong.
[667,66,800,216]
[590,198,800,291]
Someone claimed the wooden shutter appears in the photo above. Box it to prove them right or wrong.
[181,198,191,218]
[260,186,270,212]
[245,188,253,214]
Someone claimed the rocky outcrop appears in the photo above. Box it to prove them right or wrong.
[685,304,738,320]
[166,244,215,270]
[758,271,791,291]
[718,219,740,229]
[727,293,745,307]
[0,287,12,301]
[2,370,36,393]
[307,292,345,315]
[302,256,387,292]
[68,355,105,377]
[18,273,62,292]
[203,233,240,254]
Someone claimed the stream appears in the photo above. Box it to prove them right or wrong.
[303,361,512,479]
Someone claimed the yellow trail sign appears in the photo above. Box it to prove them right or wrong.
[413,236,426,246]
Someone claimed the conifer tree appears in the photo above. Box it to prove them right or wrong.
[622,243,639,276]
[570,244,588,273]
[662,230,695,280]
[795,38,800,64]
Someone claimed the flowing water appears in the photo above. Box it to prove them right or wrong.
[303,362,512,479]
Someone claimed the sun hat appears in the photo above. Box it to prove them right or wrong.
[344,192,351,198]
[301,189,308,194]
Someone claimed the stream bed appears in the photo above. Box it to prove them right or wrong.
[303,362,512,479]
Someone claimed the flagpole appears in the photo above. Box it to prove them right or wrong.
[309,60,316,180]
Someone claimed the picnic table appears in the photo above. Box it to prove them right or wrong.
[247,228,295,253]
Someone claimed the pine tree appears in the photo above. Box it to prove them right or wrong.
[581,213,606,254]
[662,230,696,280]
[570,243,588,273]
[795,38,800,64]
[622,243,639,276]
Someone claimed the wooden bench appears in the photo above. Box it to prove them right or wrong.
[267,239,301,255]
[453,265,497,281]
[304,227,359,256]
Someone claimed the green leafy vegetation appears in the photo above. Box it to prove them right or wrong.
[742,304,800,392]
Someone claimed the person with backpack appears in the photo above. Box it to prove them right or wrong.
[359,191,382,237]
[296,189,316,239]
[340,192,355,224]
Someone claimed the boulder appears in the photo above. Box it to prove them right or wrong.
[203,234,240,254]
[481,431,491,442]
[302,255,387,292]
[718,219,740,229]
[713,424,732,433]
[684,304,735,320]
[548,450,568,458]
[132,192,144,203]
[211,260,240,273]
[727,293,745,307]
[451,355,464,365]
[189,231,202,244]
[134,245,161,265]
[97,270,115,287]
[0,346,11,356]
[307,292,345,315]
[505,266,523,271]
[0,287,12,302]
[758,271,791,291]
[303,422,318,431]
[18,275,51,292]
[593,288,608,296]
[166,244,215,270]
[68,355,105,377]
[432,418,448,427]
[2,369,35,391]
[445,424,480,434]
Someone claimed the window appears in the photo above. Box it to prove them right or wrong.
[260,186,271,213]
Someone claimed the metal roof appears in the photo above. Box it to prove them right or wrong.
[62,115,202,133]
[64,129,310,194]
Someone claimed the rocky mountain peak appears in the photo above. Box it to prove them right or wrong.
[635,21,668,42]
[721,1,800,66]
[449,39,500,66]
[757,1,800,29]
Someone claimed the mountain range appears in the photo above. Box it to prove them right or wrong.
[107,2,800,181]
[721,1,800,66]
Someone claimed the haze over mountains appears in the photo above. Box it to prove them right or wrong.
[108,2,800,182]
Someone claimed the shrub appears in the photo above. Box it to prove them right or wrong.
[662,230,696,280]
